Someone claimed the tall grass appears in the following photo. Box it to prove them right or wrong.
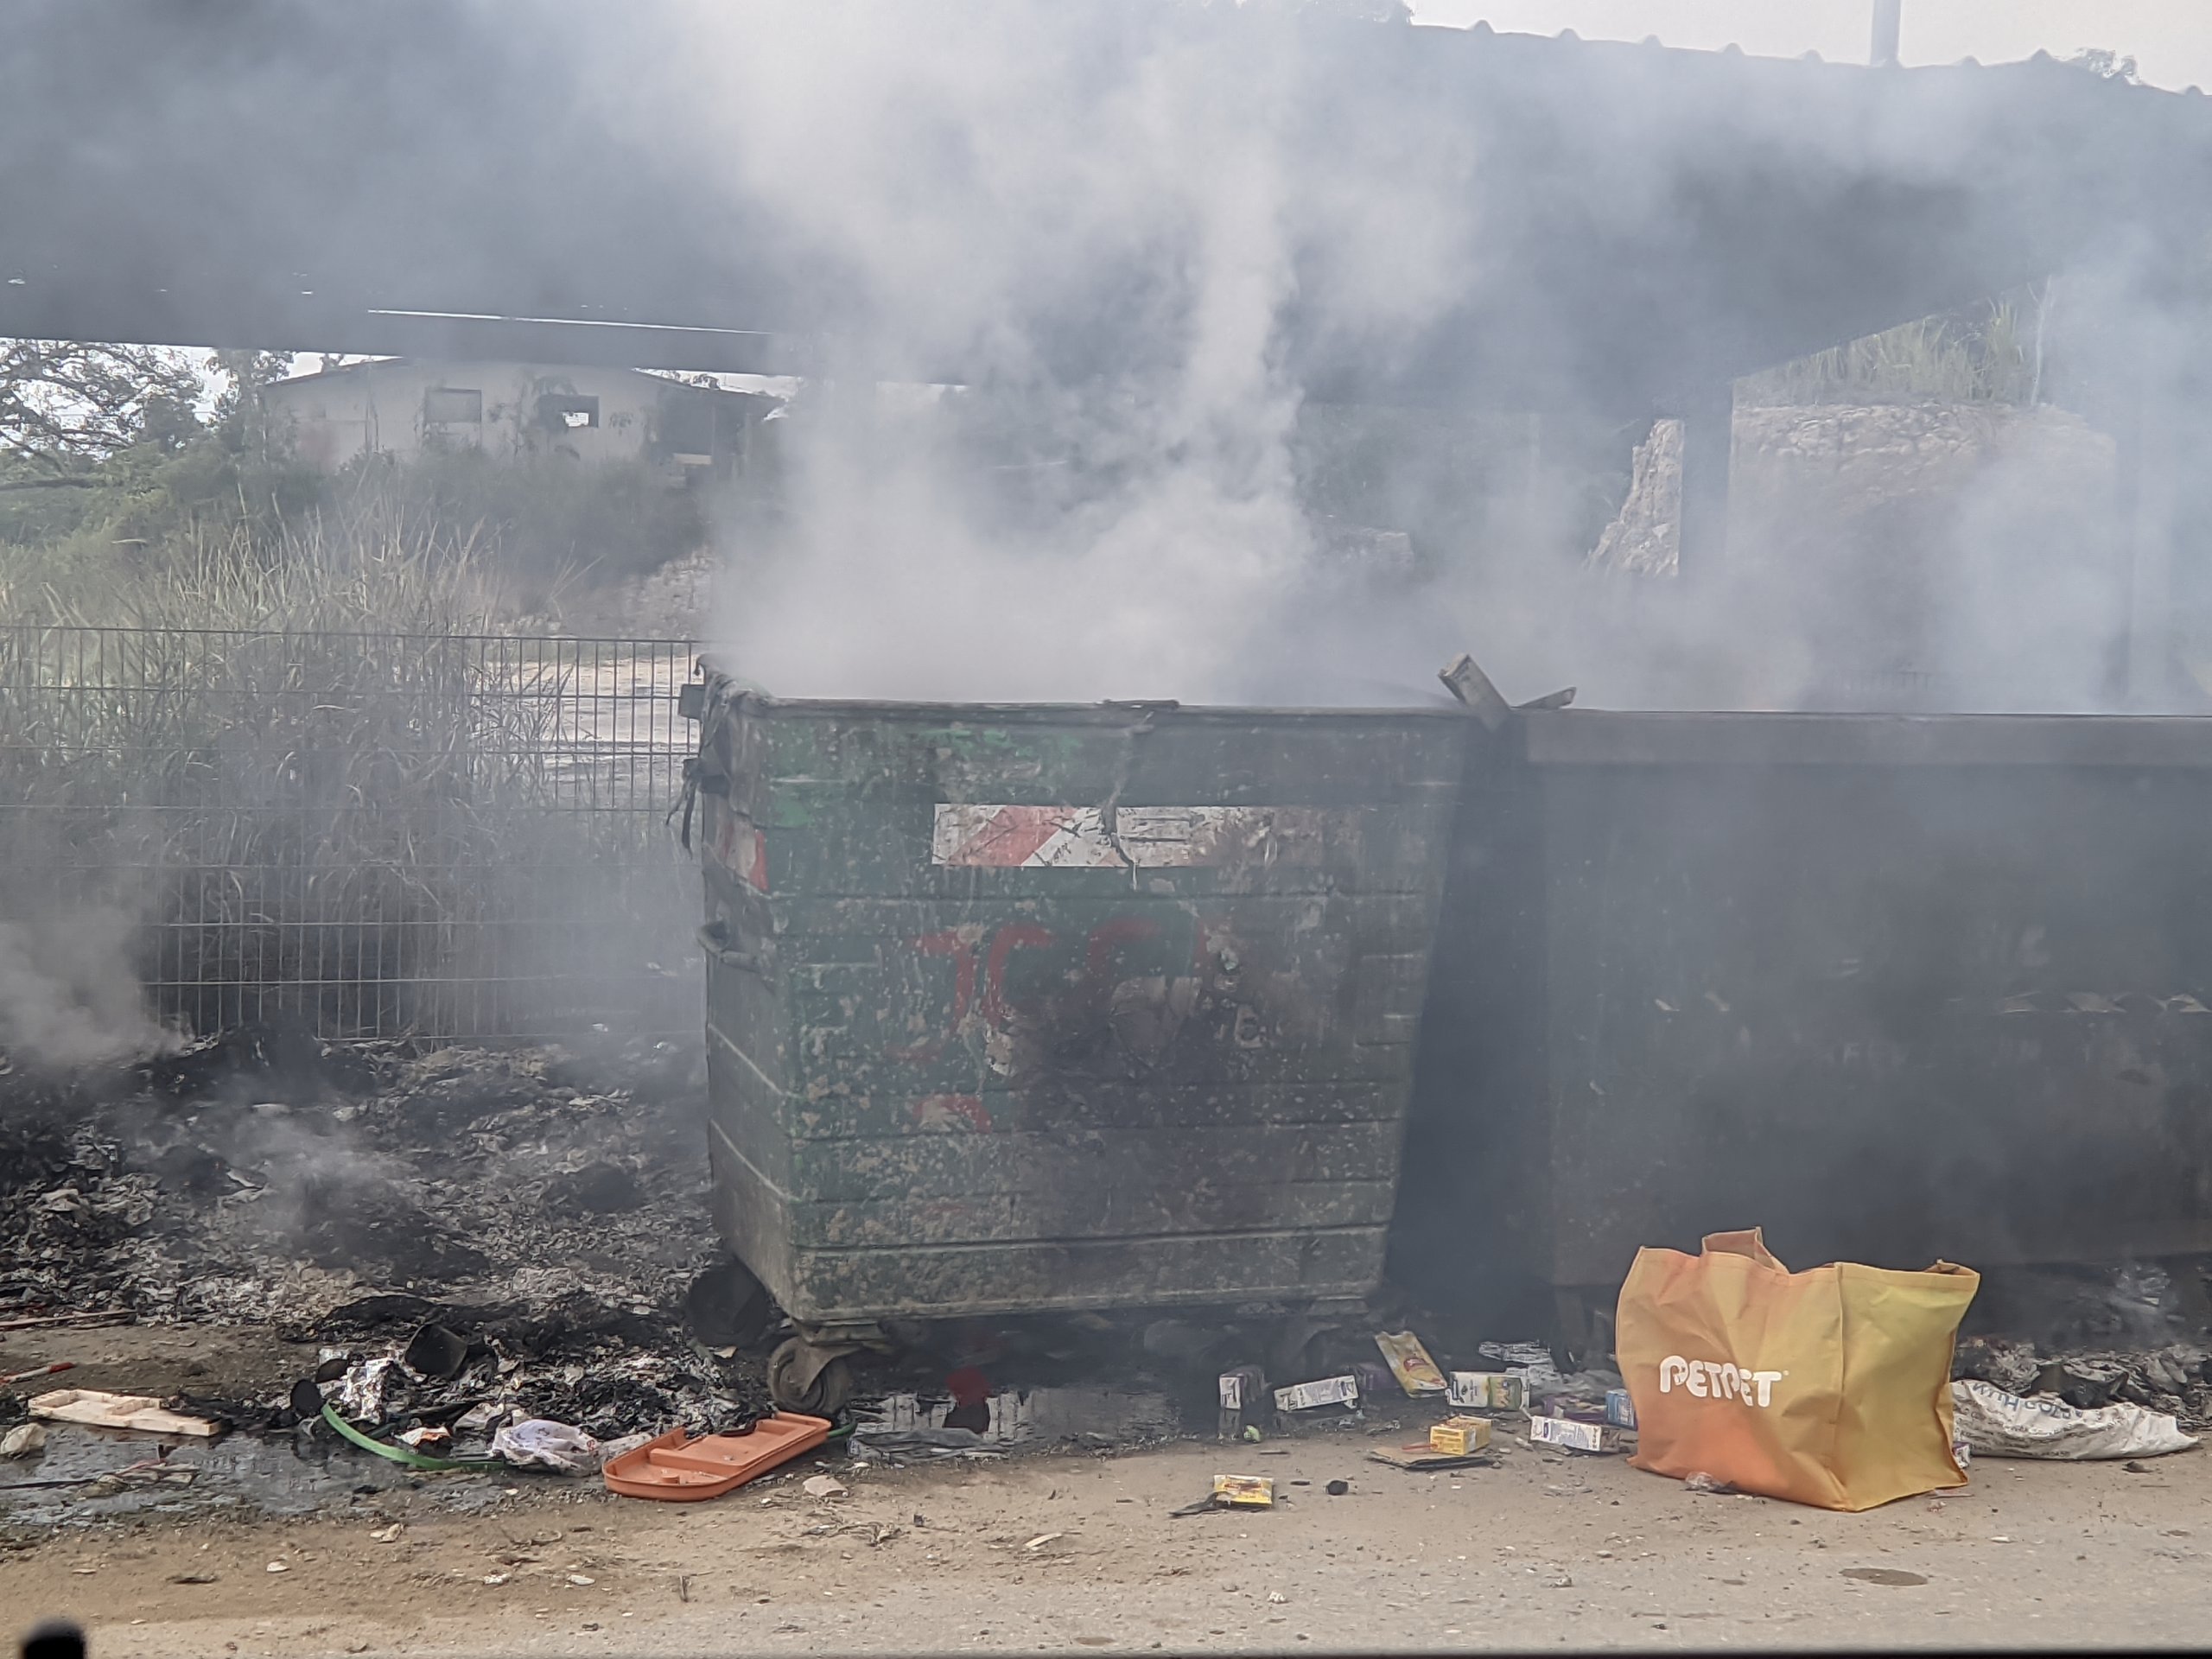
[0,514,699,1045]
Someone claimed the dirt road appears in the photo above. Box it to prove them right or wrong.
[8,1420,2209,1655]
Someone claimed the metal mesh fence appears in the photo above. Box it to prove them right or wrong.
[0,626,702,1042]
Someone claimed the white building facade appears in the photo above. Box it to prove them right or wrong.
[263,359,767,475]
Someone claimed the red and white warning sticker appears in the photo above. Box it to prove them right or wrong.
[930,804,1328,869]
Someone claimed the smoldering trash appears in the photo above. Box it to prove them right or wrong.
[1949,1332,2212,1459]
[0,1033,774,1455]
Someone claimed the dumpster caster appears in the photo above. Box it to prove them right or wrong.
[768,1337,856,1416]
[684,1257,773,1351]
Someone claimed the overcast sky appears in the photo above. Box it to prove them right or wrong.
[1409,2,2212,91]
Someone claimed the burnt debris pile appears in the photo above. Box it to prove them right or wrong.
[1953,1260,2212,1430]
[0,1031,767,1440]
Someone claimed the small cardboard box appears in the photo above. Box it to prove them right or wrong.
[1446,1372,1526,1412]
[1374,1331,1449,1395]
[1527,1414,1622,1454]
[1212,1473,1275,1507]
[1605,1388,1637,1429]
[1429,1416,1494,1457]
[1274,1374,1360,1413]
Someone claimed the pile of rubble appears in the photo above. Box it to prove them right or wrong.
[1,1030,767,1441]
[1953,1335,2212,1431]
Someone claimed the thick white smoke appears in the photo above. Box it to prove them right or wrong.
[591,1,1491,703]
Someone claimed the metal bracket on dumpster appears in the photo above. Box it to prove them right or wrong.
[697,921,775,977]
[1440,652,1575,730]
[1439,652,1515,730]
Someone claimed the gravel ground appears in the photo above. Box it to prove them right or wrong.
[3,1325,2209,1657]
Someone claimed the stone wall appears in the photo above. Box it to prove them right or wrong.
[1589,401,2125,709]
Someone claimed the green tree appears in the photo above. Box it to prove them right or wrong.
[0,340,207,474]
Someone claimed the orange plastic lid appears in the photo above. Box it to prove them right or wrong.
[601,1413,833,1502]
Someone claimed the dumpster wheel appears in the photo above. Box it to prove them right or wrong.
[767,1336,856,1416]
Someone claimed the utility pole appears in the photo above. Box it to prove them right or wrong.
[1870,0,1902,67]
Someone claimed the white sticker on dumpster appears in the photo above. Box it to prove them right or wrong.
[931,804,1330,869]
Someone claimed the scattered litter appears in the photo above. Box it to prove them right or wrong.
[1526,1414,1622,1455]
[1273,1376,1358,1414]
[401,1322,470,1382]
[1325,1478,1349,1496]
[266,1561,289,1573]
[452,1403,508,1436]
[848,1384,1173,1460]
[321,1403,501,1471]
[0,1424,46,1459]
[566,1573,595,1586]
[1950,1378,2200,1460]
[168,1573,219,1586]
[1840,1567,1927,1586]
[0,1039,748,1452]
[1479,1341,1567,1400]
[492,1419,601,1474]
[1217,1366,1266,1440]
[396,1427,449,1449]
[0,1362,75,1387]
[482,1573,510,1586]
[802,1474,849,1499]
[1952,1336,2043,1396]
[1211,1473,1274,1508]
[1446,1373,1523,1412]
[0,1312,133,1334]
[1605,1389,1637,1429]
[605,1418,832,1502]
[1429,1417,1493,1458]
[334,1358,403,1425]
[1374,1332,1447,1396]
[1023,1532,1064,1551]
[848,1424,995,1460]
[1370,1442,1491,1471]
[1682,1471,1734,1495]
[368,1523,402,1542]
[30,1389,221,1438]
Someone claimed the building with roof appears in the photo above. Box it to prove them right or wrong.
[262,359,775,477]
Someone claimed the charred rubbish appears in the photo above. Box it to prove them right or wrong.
[0,1033,768,1445]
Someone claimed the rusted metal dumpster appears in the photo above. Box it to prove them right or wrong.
[1395,710,2212,1344]
[683,676,1467,1408]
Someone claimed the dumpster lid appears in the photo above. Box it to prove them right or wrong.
[1521,709,2212,769]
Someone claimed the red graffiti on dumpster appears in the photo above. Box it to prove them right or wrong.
[886,914,1194,1084]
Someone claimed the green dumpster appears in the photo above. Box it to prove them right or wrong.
[682,675,1466,1408]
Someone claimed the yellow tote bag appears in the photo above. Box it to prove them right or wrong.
[1615,1229,1978,1511]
